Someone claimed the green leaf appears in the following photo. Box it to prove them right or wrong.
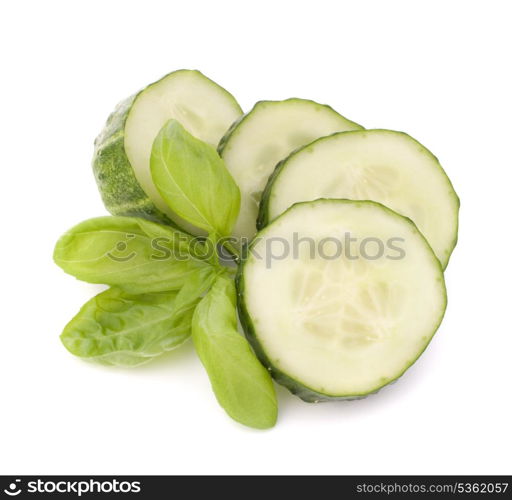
[173,266,219,317]
[192,276,277,429]
[61,287,197,366]
[53,216,213,293]
[150,120,240,237]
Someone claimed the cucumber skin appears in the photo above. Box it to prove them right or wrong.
[256,153,288,231]
[217,112,245,156]
[93,69,243,229]
[92,92,176,226]
[237,199,448,402]
[217,98,363,157]
[257,129,460,269]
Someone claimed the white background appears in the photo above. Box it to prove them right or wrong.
[1,0,511,475]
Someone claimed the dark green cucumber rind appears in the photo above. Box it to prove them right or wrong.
[217,98,363,156]
[93,69,243,230]
[237,199,448,402]
[256,153,289,231]
[217,112,246,156]
[257,129,460,270]
[92,93,177,226]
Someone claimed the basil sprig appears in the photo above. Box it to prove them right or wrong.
[54,119,278,429]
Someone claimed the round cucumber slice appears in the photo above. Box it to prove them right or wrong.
[218,99,362,242]
[259,130,459,268]
[93,69,243,231]
[238,199,447,402]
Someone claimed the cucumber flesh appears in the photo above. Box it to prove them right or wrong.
[238,199,446,401]
[260,130,458,268]
[218,99,362,242]
[93,70,242,232]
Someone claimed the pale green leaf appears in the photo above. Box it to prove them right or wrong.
[53,216,212,293]
[150,120,240,236]
[192,276,277,429]
[61,287,196,366]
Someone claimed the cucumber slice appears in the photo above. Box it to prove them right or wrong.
[259,130,459,268]
[93,70,242,232]
[218,99,362,241]
[238,199,446,401]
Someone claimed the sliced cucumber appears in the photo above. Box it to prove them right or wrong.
[93,70,242,232]
[218,99,362,241]
[259,130,459,268]
[238,199,446,401]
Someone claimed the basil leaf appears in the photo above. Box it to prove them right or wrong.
[192,276,277,429]
[172,265,220,317]
[61,287,196,366]
[150,120,240,237]
[53,216,212,293]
